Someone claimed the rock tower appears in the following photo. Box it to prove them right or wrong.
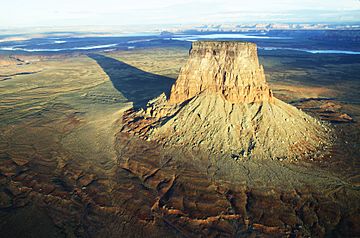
[121,41,331,160]
[169,41,273,104]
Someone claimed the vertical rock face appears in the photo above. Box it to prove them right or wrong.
[121,41,332,160]
[169,41,273,104]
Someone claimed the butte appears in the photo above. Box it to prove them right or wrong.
[121,41,332,160]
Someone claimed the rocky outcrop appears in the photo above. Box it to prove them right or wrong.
[121,41,332,160]
[0,55,29,67]
[169,41,273,104]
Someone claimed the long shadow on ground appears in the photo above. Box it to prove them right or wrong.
[88,53,175,109]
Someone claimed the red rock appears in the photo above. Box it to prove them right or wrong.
[338,113,353,122]
[12,157,30,166]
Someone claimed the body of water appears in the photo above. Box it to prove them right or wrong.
[259,47,360,55]
[0,32,359,55]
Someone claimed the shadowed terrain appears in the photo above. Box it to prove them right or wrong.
[88,54,175,109]
[0,47,359,237]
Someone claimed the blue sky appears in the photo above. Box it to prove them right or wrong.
[1,0,360,28]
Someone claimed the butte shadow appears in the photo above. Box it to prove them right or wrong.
[87,53,175,109]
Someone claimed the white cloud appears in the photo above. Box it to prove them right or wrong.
[1,0,359,27]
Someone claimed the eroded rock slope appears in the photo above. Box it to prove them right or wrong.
[122,41,332,160]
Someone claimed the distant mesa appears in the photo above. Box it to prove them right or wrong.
[160,31,175,37]
[121,41,332,160]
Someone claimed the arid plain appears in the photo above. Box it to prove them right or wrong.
[0,45,359,237]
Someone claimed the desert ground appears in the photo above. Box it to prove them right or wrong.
[0,46,359,237]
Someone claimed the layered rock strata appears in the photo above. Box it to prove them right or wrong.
[121,41,331,160]
[169,41,273,104]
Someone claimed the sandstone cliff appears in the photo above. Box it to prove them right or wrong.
[121,41,332,160]
[169,41,273,104]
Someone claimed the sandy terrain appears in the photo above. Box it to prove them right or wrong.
[0,48,359,237]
